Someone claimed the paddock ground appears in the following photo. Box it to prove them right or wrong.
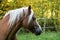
[17,31,60,40]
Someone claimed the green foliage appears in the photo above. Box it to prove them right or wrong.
[0,0,60,29]
[17,32,60,40]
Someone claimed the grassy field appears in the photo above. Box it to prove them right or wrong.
[17,31,60,40]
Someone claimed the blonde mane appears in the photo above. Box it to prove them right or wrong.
[3,7,34,27]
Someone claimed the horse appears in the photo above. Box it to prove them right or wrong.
[0,6,42,40]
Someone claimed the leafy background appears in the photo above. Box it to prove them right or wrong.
[0,0,60,40]
[0,0,60,30]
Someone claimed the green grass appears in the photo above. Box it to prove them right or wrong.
[17,32,60,40]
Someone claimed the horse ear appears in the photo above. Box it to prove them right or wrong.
[28,5,31,15]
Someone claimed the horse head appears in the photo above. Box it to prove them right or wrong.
[22,6,42,35]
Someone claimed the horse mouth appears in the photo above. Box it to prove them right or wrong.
[30,29,42,35]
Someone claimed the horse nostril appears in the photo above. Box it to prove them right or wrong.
[35,28,42,35]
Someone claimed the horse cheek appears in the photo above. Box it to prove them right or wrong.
[23,19,28,27]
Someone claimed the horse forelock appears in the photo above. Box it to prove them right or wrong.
[28,9,34,24]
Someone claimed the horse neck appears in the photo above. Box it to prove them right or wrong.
[6,12,24,40]
[6,8,27,40]
[0,14,10,40]
[6,18,22,40]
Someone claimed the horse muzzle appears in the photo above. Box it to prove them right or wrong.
[35,27,42,35]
